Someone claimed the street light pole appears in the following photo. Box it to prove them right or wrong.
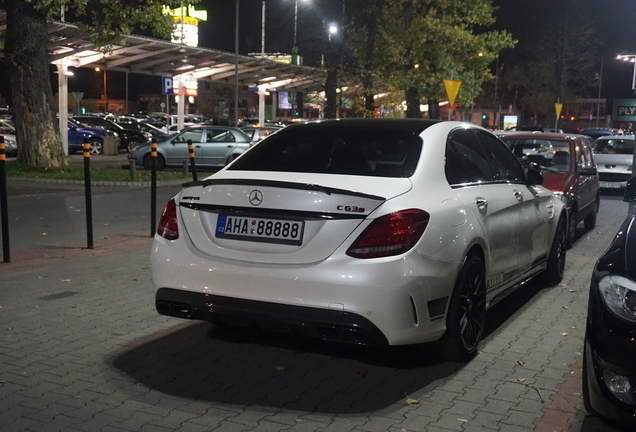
[261,1,265,58]
[596,57,603,128]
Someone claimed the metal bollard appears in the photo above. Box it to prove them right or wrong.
[0,136,10,262]
[83,137,94,249]
[187,139,198,181]
[150,141,157,237]
[129,159,137,182]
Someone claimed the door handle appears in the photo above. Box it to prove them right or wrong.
[195,145,201,148]
[513,189,524,201]
[227,145,233,148]
[475,197,488,209]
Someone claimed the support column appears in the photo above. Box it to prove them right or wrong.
[57,60,69,155]
[178,74,185,131]
[258,85,266,126]
[272,91,278,122]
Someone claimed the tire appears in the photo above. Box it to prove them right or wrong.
[584,197,599,230]
[127,139,142,152]
[143,154,165,171]
[566,210,576,249]
[541,216,567,285]
[89,139,103,155]
[441,255,486,362]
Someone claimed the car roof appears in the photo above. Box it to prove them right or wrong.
[286,118,441,134]
[594,135,635,140]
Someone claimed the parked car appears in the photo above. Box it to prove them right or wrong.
[151,119,567,362]
[592,135,634,189]
[240,125,282,142]
[72,115,150,152]
[116,120,172,142]
[67,119,111,154]
[0,121,17,156]
[500,133,600,247]
[583,178,636,428]
[128,125,253,170]
[581,128,620,142]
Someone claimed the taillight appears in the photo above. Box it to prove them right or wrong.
[157,198,179,240]
[346,209,430,258]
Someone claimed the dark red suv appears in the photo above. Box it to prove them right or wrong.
[498,133,600,247]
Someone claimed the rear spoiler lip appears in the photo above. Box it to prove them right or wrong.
[182,178,386,201]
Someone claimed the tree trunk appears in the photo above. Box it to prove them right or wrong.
[405,87,421,118]
[5,0,66,168]
[428,97,441,119]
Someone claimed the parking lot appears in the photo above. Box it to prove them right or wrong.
[0,180,630,432]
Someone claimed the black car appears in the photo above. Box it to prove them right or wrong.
[583,178,636,428]
[116,120,172,142]
[73,115,150,152]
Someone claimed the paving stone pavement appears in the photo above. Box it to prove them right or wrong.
[0,193,630,432]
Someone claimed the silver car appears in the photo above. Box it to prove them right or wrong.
[128,125,253,170]
[592,135,634,189]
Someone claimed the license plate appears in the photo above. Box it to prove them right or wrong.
[215,215,304,245]
[599,181,622,189]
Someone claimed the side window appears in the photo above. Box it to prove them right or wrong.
[207,129,236,143]
[445,129,495,186]
[477,131,526,183]
[174,130,203,143]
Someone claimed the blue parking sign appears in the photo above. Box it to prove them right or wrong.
[162,76,174,95]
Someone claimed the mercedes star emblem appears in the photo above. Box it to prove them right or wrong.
[249,190,263,206]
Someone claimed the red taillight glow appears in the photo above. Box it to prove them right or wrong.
[157,198,179,240]
[346,209,430,259]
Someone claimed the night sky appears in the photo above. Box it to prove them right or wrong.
[33,0,636,104]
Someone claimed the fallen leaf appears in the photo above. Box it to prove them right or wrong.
[0,380,5,384]
[518,361,526,367]
[275,366,288,372]
[104,223,109,226]
[103,236,109,239]
[405,397,419,405]
[458,418,469,422]
[570,371,575,374]
[518,378,526,383]
[41,233,47,236]
[562,306,568,309]
[7,327,12,330]
[295,419,302,422]
[569,289,576,292]
[560,333,568,336]
[61,279,71,282]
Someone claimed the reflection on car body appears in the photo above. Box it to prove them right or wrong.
[150,119,567,363]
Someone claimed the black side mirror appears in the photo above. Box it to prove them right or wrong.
[624,177,636,204]
[527,162,544,185]
[579,167,598,176]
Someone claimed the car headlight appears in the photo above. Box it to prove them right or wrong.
[599,275,636,322]
[143,132,152,141]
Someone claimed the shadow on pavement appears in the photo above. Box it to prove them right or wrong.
[112,321,463,413]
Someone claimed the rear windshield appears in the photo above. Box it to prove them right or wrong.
[501,138,572,172]
[593,138,634,155]
[228,123,423,177]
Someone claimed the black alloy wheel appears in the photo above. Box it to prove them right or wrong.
[442,255,486,362]
[127,138,142,152]
[567,210,577,248]
[541,217,567,284]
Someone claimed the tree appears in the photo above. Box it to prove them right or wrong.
[346,0,515,119]
[505,0,600,124]
[0,0,182,168]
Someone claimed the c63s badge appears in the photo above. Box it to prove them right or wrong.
[337,205,365,213]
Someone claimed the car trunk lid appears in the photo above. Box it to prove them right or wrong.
[176,172,412,264]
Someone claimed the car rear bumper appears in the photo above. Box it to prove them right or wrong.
[156,287,389,345]
[150,234,461,346]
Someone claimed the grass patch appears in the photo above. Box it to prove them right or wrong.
[5,160,191,182]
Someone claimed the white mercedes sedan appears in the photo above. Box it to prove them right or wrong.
[152,119,567,362]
